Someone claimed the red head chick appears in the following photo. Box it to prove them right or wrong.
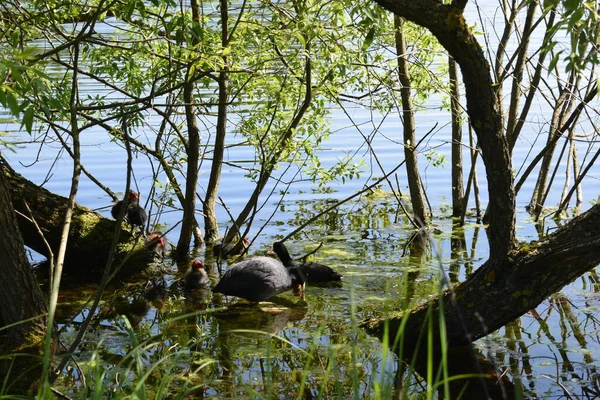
[191,259,205,272]
[145,232,167,257]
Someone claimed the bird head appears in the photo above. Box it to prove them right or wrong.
[191,259,205,271]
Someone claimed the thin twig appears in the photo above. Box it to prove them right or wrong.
[22,201,55,295]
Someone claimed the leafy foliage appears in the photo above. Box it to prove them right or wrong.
[544,0,600,72]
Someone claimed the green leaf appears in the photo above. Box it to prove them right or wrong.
[564,0,580,13]
[21,107,34,134]
[361,27,375,51]
[14,46,38,61]
[548,51,562,73]
[5,92,19,116]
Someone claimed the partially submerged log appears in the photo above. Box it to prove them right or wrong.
[362,204,600,350]
[2,163,164,279]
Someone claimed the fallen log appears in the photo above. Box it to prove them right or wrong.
[2,162,164,279]
[362,204,600,351]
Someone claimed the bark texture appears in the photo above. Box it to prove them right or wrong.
[2,163,156,277]
[449,56,464,219]
[395,16,430,227]
[175,71,201,260]
[364,204,600,347]
[175,0,203,260]
[374,0,516,258]
[0,165,52,394]
[203,0,230,244]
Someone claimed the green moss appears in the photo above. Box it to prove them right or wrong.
[446,8,466,31]
[13,329,46,354]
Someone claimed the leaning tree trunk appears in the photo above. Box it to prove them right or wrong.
[1,163,156,278]
[364,203,600,348]
[0,163,54,395]
[223,40,313,247]
[203,0,230,244]
[366,2,600,378]
[395,16,430,227]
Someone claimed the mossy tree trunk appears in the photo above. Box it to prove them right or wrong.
[2,163,154,277]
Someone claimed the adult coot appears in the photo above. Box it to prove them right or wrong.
[185,260,211,290]
[212,255,303,302]
[272,241,342,284]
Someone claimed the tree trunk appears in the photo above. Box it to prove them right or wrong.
[529,86,574,219]
[175,69,201,260]
[395,16,430,227]
[0,164,53,395]
[449,56,464,220]
[505,2,537,149]
[203,0,229,244]
[175,0,203,260]
[364,203,600,348]
[375,0,516,260]
[1,163,157,278]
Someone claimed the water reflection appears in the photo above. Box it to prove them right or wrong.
[215,302,308,336]
[45,192,600,398]
[96,281,167,328]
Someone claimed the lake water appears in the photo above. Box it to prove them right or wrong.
[2,2,600,398]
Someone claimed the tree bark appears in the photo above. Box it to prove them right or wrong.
[449,56,464,219]
[203,0,230,244]
[0,164,53,394]
[1,163,156,277]
[530,82,576,219]
[175,69,201,260]
[374,0,516,259]
[509,7,556,151]
[364,203,600,347]
[175,0,203,260]
[505,2,537,149]
[395,16,430,227]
